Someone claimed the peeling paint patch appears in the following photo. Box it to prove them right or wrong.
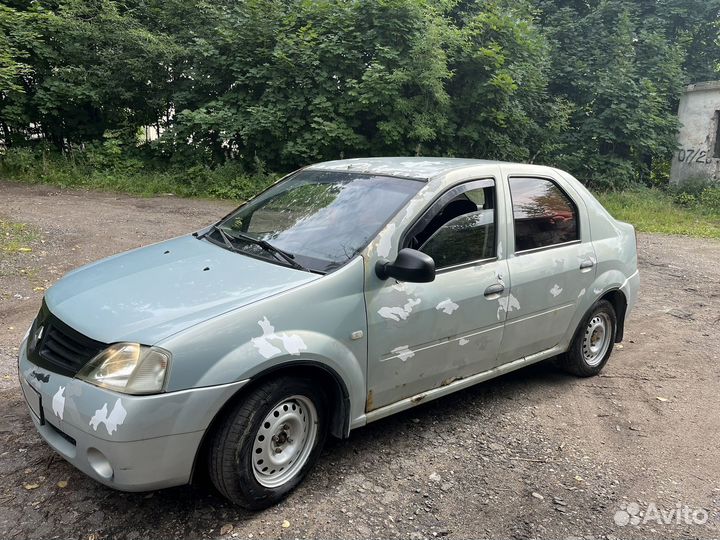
[497,241,503,259]
[410,394,426,404]
[89,398,127,435]
[258,316,274,335]
[252,317,282,359]
[497,293,520,320]
[578,288,586,298]
[441,376,462,386]
[378,297,421,321]
[376,224,396,258]
[593,287,603,295]
[459,338,470,346]
[550,284,563,297]
[252,336,282,359]
[52,386,65,420]
[436,299,459,315]
[391,345,415,362]
[277,333,307,355]
[252,316,307,358]
[31,370,49,383]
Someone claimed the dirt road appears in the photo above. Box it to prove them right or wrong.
[1,181,719,539]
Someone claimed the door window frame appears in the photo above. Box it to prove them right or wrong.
[507,174,582,256]
[400,178,498,274]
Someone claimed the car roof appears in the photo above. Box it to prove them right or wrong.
[305,157,508,181]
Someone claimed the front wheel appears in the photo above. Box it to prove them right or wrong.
[560,299,617,377]
[207,376,328,509]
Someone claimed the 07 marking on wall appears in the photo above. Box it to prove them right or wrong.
[677,148,716,164]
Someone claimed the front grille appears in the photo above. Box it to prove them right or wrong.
[27,302,107,377]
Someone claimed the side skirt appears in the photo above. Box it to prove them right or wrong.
[361,345,564,425]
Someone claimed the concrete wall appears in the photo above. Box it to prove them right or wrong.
[670,81,720,184]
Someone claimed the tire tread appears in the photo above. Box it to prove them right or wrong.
[559,299,617,377]
[207,376,326,509]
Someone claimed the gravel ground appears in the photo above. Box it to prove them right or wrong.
[1,181,719,540]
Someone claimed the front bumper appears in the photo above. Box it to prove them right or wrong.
[18,340,248,492]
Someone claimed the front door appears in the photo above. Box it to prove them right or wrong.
[365,178,510,411]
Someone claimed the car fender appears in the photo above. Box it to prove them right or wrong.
[193,329,366,428]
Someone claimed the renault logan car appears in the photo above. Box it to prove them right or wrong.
[18,158,639,509]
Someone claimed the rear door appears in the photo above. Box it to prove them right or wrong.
[498,172,596,365]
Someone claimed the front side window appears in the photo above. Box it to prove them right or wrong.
[210,170,421,273]
[408,182,496,270]
[509,177,578,252]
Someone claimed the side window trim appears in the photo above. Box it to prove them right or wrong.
[508,174,581,255]
[400,178,498,273]
[513,238,581,256]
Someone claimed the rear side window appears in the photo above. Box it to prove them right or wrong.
[509,177,578,252]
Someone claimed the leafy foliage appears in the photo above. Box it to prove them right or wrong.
[1,0,719,188]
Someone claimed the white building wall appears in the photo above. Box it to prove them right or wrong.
[670,81,720,184]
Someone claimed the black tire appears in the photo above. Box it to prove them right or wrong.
[207,376,328,509]
[559,299,617,377]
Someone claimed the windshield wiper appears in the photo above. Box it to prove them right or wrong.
[211,224,241,253]
[203,224,310,272]
[229,230,310,272]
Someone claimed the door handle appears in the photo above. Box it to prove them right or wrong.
[484,283,505,298]
[580,259,594,270]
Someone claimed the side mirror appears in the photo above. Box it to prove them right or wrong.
[375,248,435,283]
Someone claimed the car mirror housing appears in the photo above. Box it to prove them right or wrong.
[375,248,435,283]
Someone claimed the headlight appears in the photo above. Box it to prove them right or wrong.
[76,343,171,395]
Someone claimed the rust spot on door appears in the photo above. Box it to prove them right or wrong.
[441,376,463,387]
[365,389,374,412]
[410,394,426,404]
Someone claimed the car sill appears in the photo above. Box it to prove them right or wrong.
[360,344,564,426]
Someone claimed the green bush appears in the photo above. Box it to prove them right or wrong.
[674,192,697,207]
[1,147,40,174]
[0,147,278,201]
[669,176,714,198]
[700,186,720,211]
[665,178,720,212]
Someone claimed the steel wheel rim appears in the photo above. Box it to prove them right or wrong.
[252,395,318,488]
[582,312,612,367]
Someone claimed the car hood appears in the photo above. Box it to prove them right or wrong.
[44,235,320,344]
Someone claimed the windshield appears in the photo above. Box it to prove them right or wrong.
[210,170,423,273]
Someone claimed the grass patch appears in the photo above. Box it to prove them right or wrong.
[0,148,277,201]
[596,188,720,239]
[0,220,40,253]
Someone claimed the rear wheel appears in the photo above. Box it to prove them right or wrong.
[207,376,328,509]
[560,299,617,377]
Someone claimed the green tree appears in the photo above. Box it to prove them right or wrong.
[0,3,45,145]
[441,0,569,163]
[534,0,720,187]
[167,0,453,170]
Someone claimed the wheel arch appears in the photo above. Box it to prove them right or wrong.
[189,360,351,485]
[600,288,627,342]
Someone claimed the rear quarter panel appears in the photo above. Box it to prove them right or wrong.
[555,170,640,326]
